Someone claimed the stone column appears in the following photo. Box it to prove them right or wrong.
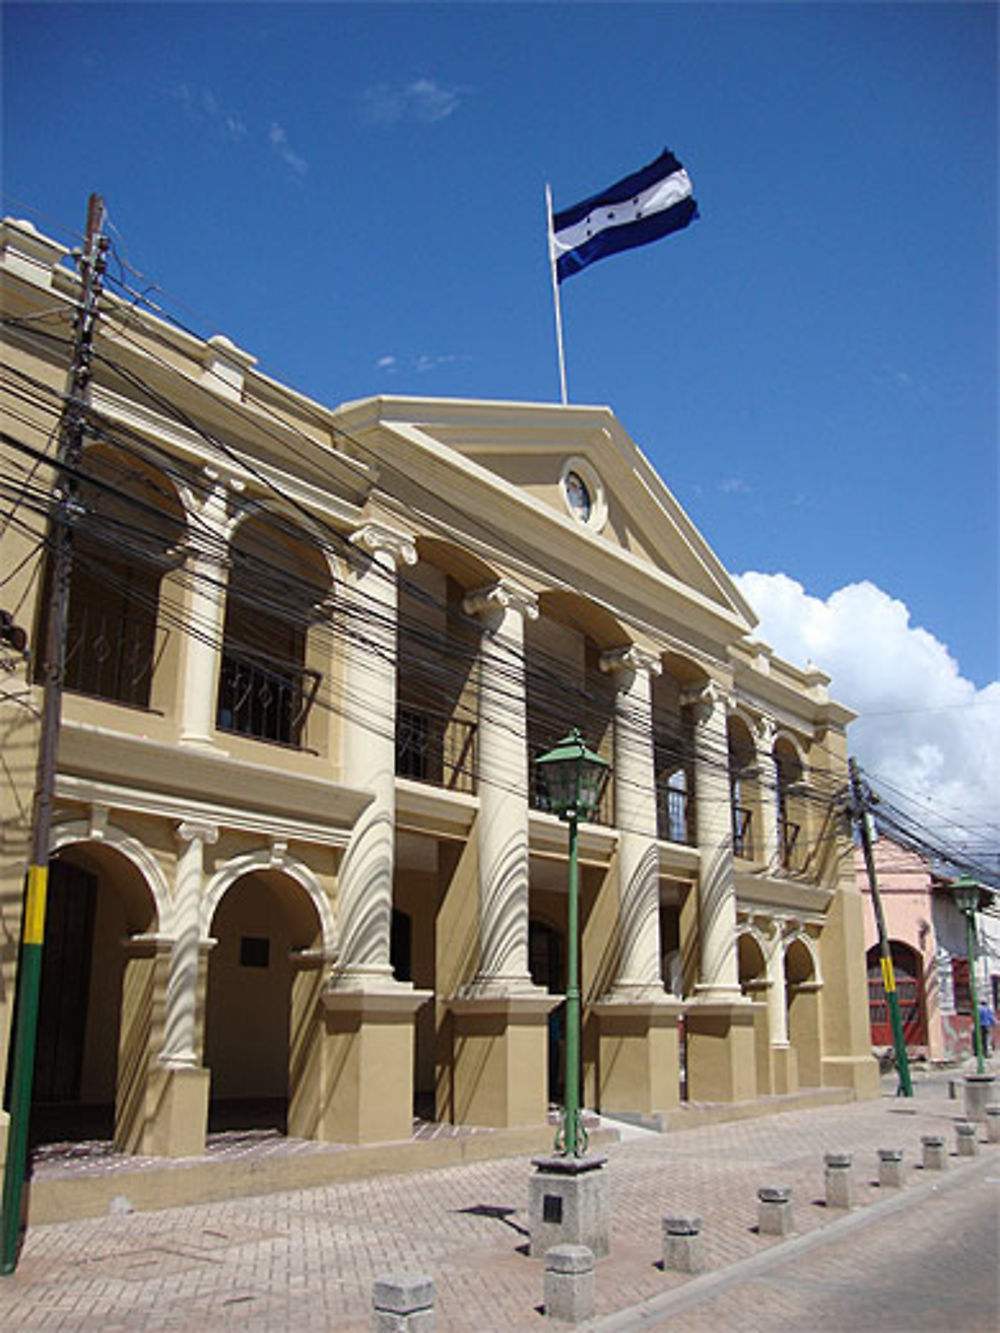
[141,820,217,1156]
[684,681,740,999]
[323,522,430,1145]
[590,647,682,1117]
[334,521,418,988]
[449,579,557,1128]
[682,681,758,1103]
[765,918,799,1094]
[754,716,780,871]
[178,476,232,747]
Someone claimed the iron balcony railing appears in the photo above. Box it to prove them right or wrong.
[656,779,696,846]
[780,818,803,873]
[732,805,754,860]
[216,651,321,748]
[395,706,477,794]
[63,604,157,708]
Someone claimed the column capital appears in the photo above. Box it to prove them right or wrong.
[753,714,777,749]
[350,521,418,569]
[175,820,219,848]
[463,578,539,622]
[600,644,662,680]
[680,679,734,722]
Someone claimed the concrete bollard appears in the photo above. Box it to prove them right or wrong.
[985,1106,1000,1144]
[823,1152,855,1210]
[371,1273,435,1332]
[877,1148,905,1188]
[963,1074,996,1124]
[956,1121,980,1157]
[921,1134,948,1171]
[662,1214,704,1274]
[544,1245,594,1324]
[757,1186,793,1237]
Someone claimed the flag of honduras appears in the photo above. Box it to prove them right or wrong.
[551,149,698,283]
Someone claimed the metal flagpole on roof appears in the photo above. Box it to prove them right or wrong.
[545,184,568,406]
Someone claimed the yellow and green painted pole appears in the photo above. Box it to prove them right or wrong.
[850,758,913,1098]
[1,194,107,1275]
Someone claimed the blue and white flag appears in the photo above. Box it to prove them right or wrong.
[551,149,698,283]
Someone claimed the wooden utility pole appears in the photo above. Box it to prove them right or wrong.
[850,758,913,1098]
[1,194,109,1274]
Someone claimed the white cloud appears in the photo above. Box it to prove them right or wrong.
[172,83,246,142]
[268,122,307,176]
[375,355,398,371]
[376,352,460,375]
[734,571,1000,858]
[361,77,464,125]
[720,477,751,494]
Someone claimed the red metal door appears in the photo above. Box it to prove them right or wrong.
[867,943,926,1047]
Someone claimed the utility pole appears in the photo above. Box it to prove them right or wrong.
[1,194,109,1275]
[849,758,913,1098]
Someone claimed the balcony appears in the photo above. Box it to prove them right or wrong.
[780,818,803,873]
[732,805,754,860]
[656,778,695,846]
[395,706,477,794]
[62,602,157,709]
[216,651,320,748]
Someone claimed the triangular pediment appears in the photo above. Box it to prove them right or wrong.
[333,396,756,634]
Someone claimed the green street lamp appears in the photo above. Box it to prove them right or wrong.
[951,876,987,1075]
[534,729,610,1157]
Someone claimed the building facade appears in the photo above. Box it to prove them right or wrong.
[858,837,999,1062]
[0,217,877,1162]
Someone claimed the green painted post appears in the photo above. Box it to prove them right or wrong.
[965,909,985,1076]
[557,810,584,1156]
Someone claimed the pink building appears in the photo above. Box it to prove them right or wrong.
[856,837,978,1063]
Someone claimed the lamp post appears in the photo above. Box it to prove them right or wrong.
[534,729,610,1156]
[951,876,986,1075]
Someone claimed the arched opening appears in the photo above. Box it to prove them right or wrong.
[529,918,565,1104]
[774,738,807,873]
[526,592,623,826]
[204,868,323,1133]
[728,715,758,861]
[217,511,331,748]
[395,543,482,793]
[738,931,772,1095]
[28,842,158,1145]
[866,941,927,1049]
[37,443,185,708]
[786,936,822,1086]
[652,660,702,846]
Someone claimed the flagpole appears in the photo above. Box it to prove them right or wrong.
[545,183,568,405]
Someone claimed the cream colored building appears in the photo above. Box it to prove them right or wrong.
[0,217,877,1163]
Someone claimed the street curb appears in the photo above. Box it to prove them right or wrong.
[589,1150,998,1331]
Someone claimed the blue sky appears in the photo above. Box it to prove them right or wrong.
[3,2,998,845]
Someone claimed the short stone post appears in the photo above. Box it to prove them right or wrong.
[757,1185,793,1237]
[963,1073,996,1124]
[921,1134,948,1171]
[530,1156,610,1259]
[877,1148,905,1188]
[823,1152,855,1209]
[956,1121,979,1157]
[371,1274,435,1332]
[662,1214,704,1274]
[544,1245,595,1324]
[985,1106,1000,1144]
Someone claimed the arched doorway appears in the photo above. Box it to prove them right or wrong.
[786,937,822,1086]
[204,868,323,1133]
[867,942,926,1049]
[29,843,159,1145]
[529,918,565,1104]
[738,932,772,1095]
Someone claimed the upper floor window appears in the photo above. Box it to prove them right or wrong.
[39,444,185,709]
[216,512,329,748]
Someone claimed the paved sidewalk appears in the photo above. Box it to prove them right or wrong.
[0,1070,997,1331]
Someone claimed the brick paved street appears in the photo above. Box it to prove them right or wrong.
[0,1071,996,1331]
